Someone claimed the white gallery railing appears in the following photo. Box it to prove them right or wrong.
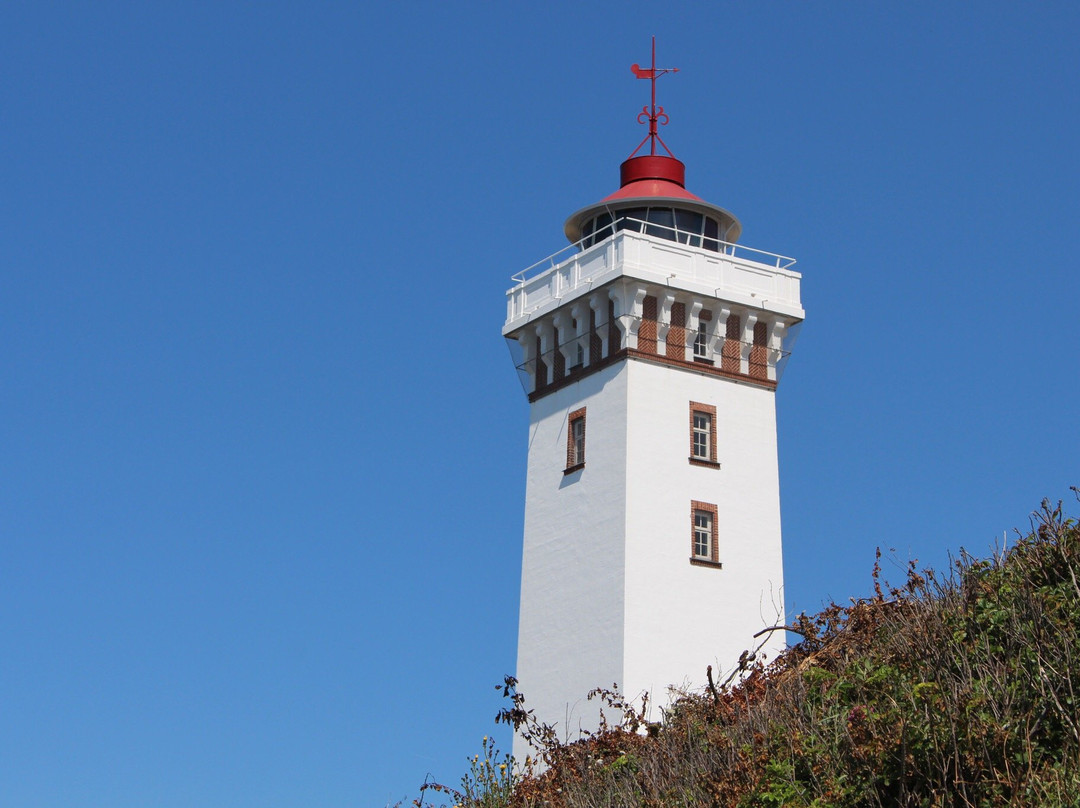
[505,220,802,326]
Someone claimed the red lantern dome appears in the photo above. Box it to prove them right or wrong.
[563,40,741,247]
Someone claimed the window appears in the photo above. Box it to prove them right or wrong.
[690,501,720,566]
[694,309,712,363]
[571,418,584,460]
[703,216,719,252]
[694,511,712,558]
[644,207,674,240]
[689,402,719,467]
[693,320,708,359]
[565,408,586,472]
[675,209,704,247]
[595,208,724,253]
[692,411,711,460]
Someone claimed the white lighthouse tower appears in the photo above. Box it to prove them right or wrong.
[503,44,804,757]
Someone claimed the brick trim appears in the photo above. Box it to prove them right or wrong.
[690,557,724,569]
[689,458,721,469]
[566,407,586,471]
[639,295,658,354]
[625,349,777,389]
[722,314,741,373]
[690,500,720,567]
[689,401,718,465]
[750,320,768,380]
[528,347,622,402]
[666,301,686,360]
[526,347,777,403]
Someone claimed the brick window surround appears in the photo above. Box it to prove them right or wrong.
[690,500,721,568]
[565,407,586,473]
[722,314,741,373]
[689,401,720,468]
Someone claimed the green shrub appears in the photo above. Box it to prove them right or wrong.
[424,493,1080,808]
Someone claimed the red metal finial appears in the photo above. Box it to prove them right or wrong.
[629,37,679,158]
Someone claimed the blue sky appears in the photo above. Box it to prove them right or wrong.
[2,2,1078,806]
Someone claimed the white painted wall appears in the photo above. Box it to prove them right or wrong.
[514,362,628,762]
[622,359,785,714]
[514,355,786,762]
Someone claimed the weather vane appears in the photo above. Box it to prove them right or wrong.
[629,36,679,158]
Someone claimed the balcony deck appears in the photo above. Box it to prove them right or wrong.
[503,226,804,337]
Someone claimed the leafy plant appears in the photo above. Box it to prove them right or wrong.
[415,736,516,808]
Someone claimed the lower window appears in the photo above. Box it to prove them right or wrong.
[565,407,586,472]
[689,402,718,466]
[690,500,720,566]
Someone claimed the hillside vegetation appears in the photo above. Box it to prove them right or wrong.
[422,494,1080,808]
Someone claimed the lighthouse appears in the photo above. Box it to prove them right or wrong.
[503,43,804,757]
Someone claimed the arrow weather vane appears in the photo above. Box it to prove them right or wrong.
[629,36,679,158]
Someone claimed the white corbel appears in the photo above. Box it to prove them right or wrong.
[657,293,676,350]
[619,285,649,351]
[569,302,588,370]
[685,300,704,361]
[552,310,574,372]
[767,321,787,381]
[589,293,608,361]
[534,320,554,387]
[714,307,730,357]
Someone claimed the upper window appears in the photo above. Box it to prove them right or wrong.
[692,411,711,460]
[565,408,586,472]
[689,402,719,467]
